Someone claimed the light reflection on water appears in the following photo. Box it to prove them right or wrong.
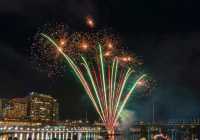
[1,126,199,140]
[0,133,132,140]
[0,130,187,140]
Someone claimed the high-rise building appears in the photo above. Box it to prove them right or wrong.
[0,92,59,121]
[53,102,59,120]
[0,98,8,118]
[3,98,28,120]
[28,92,59,121]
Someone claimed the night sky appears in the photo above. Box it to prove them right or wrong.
[0,0,200,121]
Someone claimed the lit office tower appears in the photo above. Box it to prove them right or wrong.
[28,92,59,121]
[0,99,8,118]
[53,102,59,120]
[4,98,28,120]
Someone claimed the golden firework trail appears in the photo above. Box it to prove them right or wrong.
[41,33,146,133]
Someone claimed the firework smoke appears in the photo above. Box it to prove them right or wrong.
[119,109,136,130]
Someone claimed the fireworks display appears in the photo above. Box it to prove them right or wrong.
[33,30,145,134]
[31,23,147,134]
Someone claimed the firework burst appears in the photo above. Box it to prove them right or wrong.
[34,30,146,134]
[30,24,69,77]
[31,23,146,133]
[31,25,141,77]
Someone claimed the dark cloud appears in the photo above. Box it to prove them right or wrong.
[0,0,96,18]
[0,0,22,13]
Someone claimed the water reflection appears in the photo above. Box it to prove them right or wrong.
[1,131,199,140]
[0,132,105,140]
[0,133,167,140]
